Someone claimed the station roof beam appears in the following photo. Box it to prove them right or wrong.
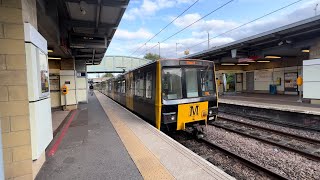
[37,0,129,65]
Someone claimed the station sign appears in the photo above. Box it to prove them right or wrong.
[238,56,260,63]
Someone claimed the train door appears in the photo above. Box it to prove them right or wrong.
[126,72,134,110]
[236,73,243,92]
[246,72,254,92]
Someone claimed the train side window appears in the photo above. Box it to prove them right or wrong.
[121,80,125,93]
[130,77,134,95]
[139,73,144,97]
[117,81,121,93]
[108,81,112,92]
[135,73,144,97]
[146,72,152,99]
[134,75,139,96]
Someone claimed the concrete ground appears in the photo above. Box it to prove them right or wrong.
[36,92,142,180]
[51,110,70,134]
[220,93,320,115]
[221,93,320,107]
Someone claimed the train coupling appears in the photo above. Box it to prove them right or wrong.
[185,124,206,139]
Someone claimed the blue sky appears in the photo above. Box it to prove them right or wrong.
[106,0,319,58]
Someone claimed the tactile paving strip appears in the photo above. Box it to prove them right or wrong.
[96,93,174,180]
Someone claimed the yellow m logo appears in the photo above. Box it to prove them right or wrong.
[189,105,199,116]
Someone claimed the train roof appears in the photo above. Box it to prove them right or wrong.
[106,58,215,81]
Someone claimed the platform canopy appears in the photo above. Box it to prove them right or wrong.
[87,56,153,73]
[37,0,129,65]
[184,15,320,63]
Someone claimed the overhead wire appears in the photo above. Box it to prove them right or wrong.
[130,0,200,56]
[186,0,305,51]
[138,0,236,56]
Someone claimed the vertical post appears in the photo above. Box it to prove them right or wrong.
[207,31,210,49]
[176,43,178,58]
[158,42,161,57]
[145,43,147,55]
[64,93,67,110]
[297,76,303,103]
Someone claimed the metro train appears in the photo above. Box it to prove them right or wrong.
[98,59,218,131]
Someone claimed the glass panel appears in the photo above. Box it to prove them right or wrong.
[185,69,199,98]
[135,76,139,96]
[130,77,134,95]
[146,72,152,99]
[200,69,215,96]
[39,51,49,95]
[117,81,121,93]
[139,74,144,97]
[134,74,144,97]
[121,80,125,93]
[162,68,182,100]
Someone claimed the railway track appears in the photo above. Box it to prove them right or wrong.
[212,117,320,162]
[171,132,287,179]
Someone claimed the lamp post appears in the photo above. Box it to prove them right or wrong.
[176,43,180,58]
[207,31,210,49]
[158,42,161,57]
[145,43,147,55]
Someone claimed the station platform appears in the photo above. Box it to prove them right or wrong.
[219,93,320,130]
[36,91,234,179]
[220,93,320,115]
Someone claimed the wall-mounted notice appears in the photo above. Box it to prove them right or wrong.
[254,70,272,81]
[284,72,297,92]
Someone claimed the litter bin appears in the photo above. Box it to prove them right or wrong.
[269,84,277,95]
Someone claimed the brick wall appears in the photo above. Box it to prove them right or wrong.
[0,0,36,179]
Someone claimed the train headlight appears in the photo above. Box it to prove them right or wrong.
[162,112,177,124]
[208,107,218,118]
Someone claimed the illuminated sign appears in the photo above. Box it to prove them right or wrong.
[180,60,203,65]
[238,56,260,63]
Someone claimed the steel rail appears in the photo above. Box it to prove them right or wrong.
[178,131,288,180]
[211,118,320,162]
[198,137,288,180]
[218,111,320,132]
[219,117,320,144]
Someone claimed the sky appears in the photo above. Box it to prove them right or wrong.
[106,0,320,59]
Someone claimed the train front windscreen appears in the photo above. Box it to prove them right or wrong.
[162,67,215,100]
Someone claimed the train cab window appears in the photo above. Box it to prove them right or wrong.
[146,72,152,99]
[200,70,215,96]
[162,68,182,100]
[185,69,199,98]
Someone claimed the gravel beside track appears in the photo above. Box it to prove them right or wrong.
[171,132,276,180]
[213,118,320,161]
[219,113,320,141]
[205,125,320,179]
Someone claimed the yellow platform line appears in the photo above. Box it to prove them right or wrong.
[96,92,174,180]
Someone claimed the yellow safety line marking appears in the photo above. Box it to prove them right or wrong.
[96,92,175,180]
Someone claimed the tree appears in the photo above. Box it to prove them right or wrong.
[103,73,114,78]
[144,53,160,61]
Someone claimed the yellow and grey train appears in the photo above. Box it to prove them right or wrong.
[98,59,218,131]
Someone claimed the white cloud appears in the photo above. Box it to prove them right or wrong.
[172,13,239,35]
[176,0,319,52]
[124,0,194,20]
[112,0,320,58]
[114,28,154,40]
